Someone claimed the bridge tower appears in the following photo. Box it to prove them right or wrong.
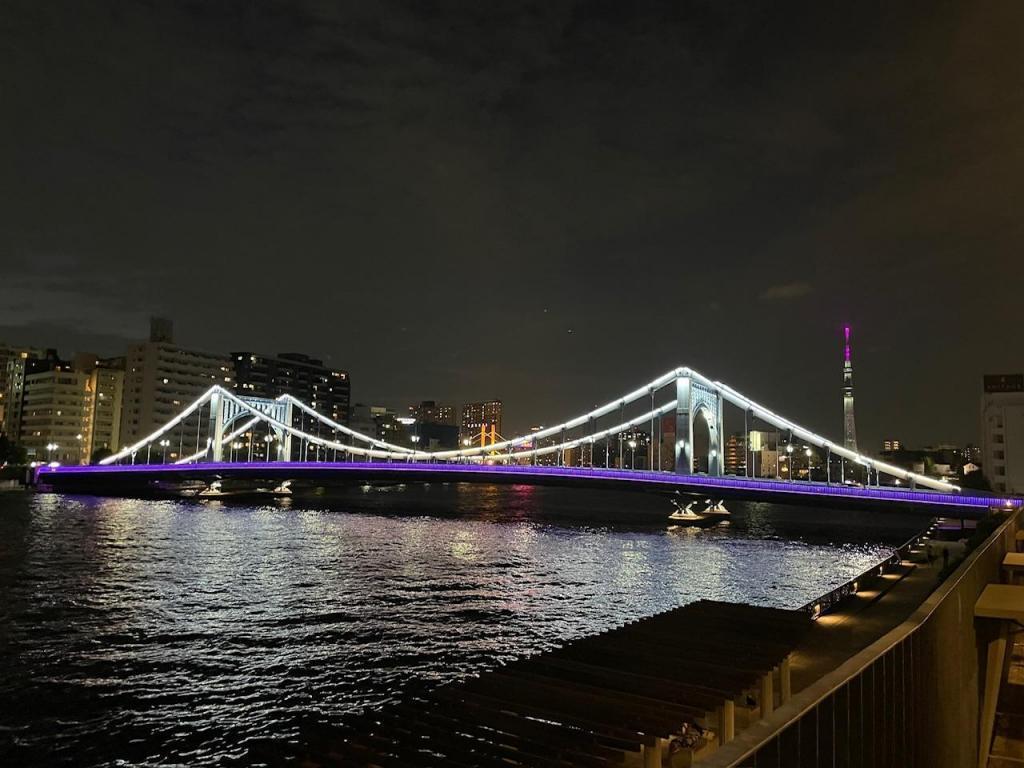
[673,372,724,476]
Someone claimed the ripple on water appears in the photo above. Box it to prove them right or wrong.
[0,487,923,766]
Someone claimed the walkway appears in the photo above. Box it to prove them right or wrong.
[790,557,940,692]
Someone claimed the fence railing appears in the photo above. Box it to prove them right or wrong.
[800,520,936,618]
[705,507,1020,768]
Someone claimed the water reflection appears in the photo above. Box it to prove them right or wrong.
[0,485,924,766]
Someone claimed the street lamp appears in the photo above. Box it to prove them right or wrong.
[160,438,171,463]
[804,447,813,481]
[628,439,637,470]
[410,434,420,464]
[46,442,58,462]
[264,434,273,462]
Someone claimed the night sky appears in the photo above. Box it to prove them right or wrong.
[2,1,1021,447]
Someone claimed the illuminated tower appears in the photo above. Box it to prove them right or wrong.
[842,325,858,451]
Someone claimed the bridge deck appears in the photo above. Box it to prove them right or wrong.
[36,461,1019,515]
[257,600,811,767]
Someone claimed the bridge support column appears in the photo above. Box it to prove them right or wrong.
[281,400,294,462]
[674,375,693,474]
[708,391,724,476]
[210,390,225,462]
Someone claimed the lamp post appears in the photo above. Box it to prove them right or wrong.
[46,442,58,463]
[160,438,171,463]
[805,447,813,481]
[785,443,794,480]
[264,434,273,462]
[411,434,420,464]
[628,439,637,470]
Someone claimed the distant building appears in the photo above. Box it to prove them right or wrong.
[120,318,233,454]
[461,400,503,447]
[724,433,747,476]
[879,442,967,483]
[883,439,902,452]
[2,346,51,439]
[744,430,779,477]
[842,325,857,451]
[232,351,351,424]
[981,374,1024,494]
[964,443,982,466]
[587,430,651,469]
[409,400,457,426]
[350,404,400,443]
[16,354,124,465]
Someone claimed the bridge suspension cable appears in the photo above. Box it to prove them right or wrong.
[96,366,959,493]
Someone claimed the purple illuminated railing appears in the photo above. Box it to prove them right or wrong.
[35,461,1022,511]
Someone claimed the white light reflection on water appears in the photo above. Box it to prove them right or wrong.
[0,486,925,766]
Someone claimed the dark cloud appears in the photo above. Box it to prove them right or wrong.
[2,0,1022,447]
[759,282,813,302]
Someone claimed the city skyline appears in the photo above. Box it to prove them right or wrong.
[4,1,1021,449]
[0,318,1000,449]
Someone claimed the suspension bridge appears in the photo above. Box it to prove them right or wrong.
[35,365,1021,515]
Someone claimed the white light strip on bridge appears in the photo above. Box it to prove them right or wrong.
[690,369,959,492]
[482,401,678,462]
[280,394,417,454]
[410,368,685,461]
[174,415,262,465]
[212,388,432,460]
[109,370,960,493]
[100,386,219,465]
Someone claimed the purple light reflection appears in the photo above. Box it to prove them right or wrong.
[36,461,1020,510]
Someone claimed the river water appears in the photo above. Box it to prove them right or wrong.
[0,485,925,766]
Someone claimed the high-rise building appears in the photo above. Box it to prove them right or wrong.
[120,318,233,451]
[0,344,45,434]
[4,348,60,442]
[15,354,124,464]
[460,400,503,446]
[724,433,747,476]
[842,325,857,451]
[409,400,457,426]
[404,401,458,450]
[981,374,1024,494]
[232,352,351,424]
[748,430,781,478]
[350,404,399,442]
